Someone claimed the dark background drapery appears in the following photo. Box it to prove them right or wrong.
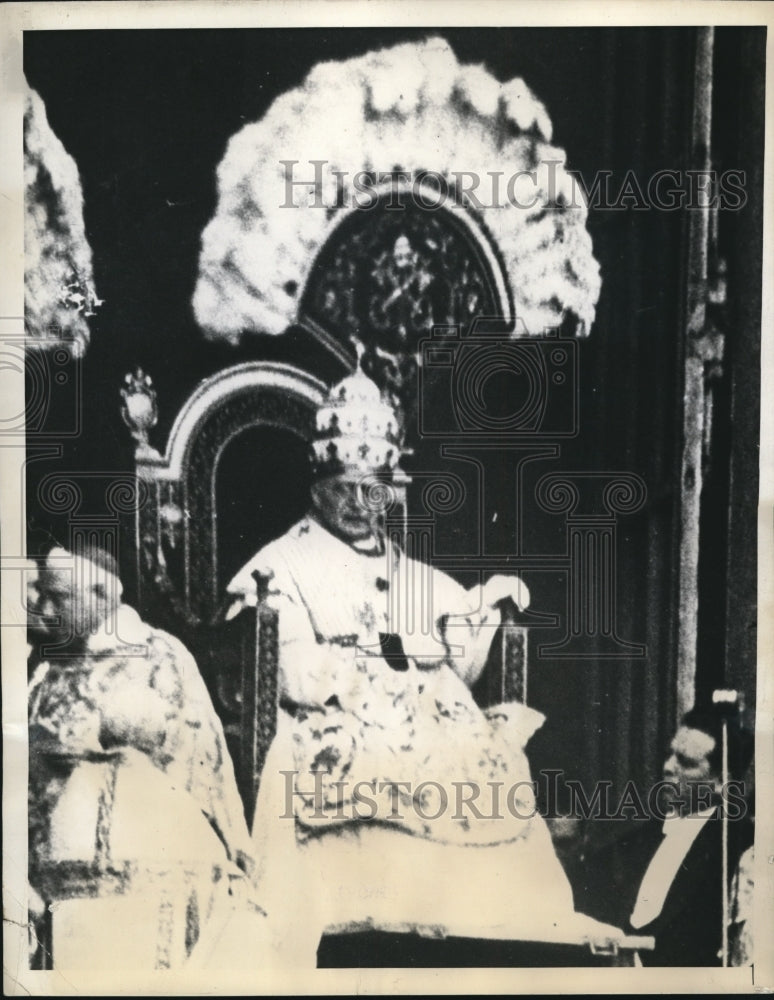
[24,26,764,812]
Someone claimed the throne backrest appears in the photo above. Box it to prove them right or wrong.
[124,362,326,626]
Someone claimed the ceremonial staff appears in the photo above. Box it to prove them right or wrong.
[712,687,742,968]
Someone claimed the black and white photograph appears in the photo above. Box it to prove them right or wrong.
[2,1,773,993]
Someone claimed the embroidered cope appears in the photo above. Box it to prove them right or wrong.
[28,603,252,869]
[227,516,543,846]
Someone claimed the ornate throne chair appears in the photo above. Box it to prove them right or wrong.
[121,358,532,827]
[120,361,659,971]
[119,364,654,971]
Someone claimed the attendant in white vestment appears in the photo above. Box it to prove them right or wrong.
[28,544,255,969]
[226,370,613,966]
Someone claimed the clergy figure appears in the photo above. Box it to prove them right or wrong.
[224,370,614,965]
[27,544,255,969]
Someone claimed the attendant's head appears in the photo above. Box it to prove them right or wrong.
[661,703,752,813]
[30,544,122,648]
[310,370,404,545]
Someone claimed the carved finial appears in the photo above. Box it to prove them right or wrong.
[121,368,159,457]
[252,569,274,604]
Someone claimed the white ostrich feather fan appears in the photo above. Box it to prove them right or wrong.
[25,82,101,356]
[193,37,601,344]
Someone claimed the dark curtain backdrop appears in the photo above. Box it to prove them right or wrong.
[24,27,764,810]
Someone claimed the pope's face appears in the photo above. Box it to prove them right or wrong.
[311,476,374,542]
